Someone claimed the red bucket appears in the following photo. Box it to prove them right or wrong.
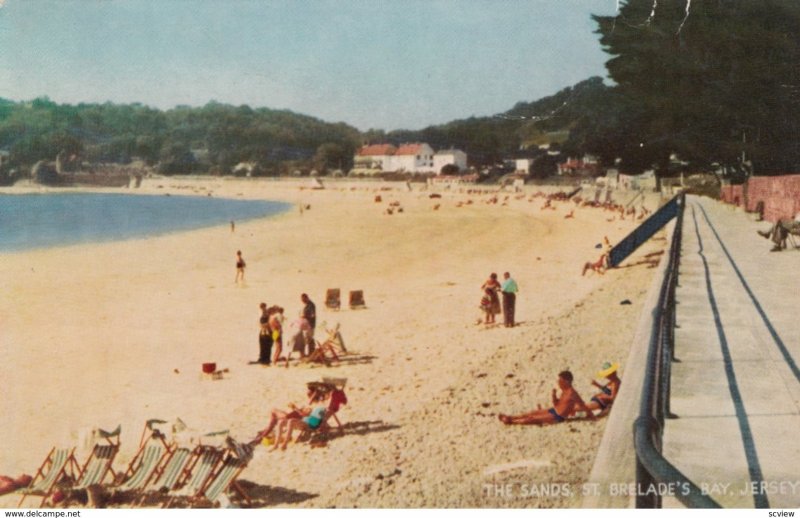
[202,362,216,374]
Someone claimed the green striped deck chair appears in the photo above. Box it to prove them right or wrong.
[131,446,193,507]
[194,455,251,507]
[72,443,119,490]
[17,447,75,507]
[115,436,169,494]
[163,446,223,507]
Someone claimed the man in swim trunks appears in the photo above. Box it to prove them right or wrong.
[498,370,596,425]
[586,361,621,416]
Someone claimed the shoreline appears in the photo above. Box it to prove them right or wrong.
[0,178,666,507]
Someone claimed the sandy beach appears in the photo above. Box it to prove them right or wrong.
[0,178,666,508]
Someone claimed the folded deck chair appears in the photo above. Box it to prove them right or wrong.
[17,447,75,507]
[325,289,341,310]
[163,445,224,507]
[349,290,366,309]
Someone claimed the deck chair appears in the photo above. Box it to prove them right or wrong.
[192,454,251,507]
[349,290,366,309]
[132,446,194,506]
[114,426,171,498]
[322,378,347,428]
[304,324,345,365]
[185,438,252,507]
[17,447,75,507]
[69,441,120,491]
[163,445,224,507]
[300,379,347,440]
[325,289,341,310]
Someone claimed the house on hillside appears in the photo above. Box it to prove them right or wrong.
[390,143,435,174]
[558,154,601,176]
[514,158,535,175]
[350,144,397,175]
[350,142,438,175]
[433,148,468,173]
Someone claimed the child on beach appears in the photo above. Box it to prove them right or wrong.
[498,370,596,425]
[480,288,494,324]
[235,250,246,284]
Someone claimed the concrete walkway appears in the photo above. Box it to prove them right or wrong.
[662,195,800,508]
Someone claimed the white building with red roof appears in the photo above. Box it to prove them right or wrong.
[389,143,435,174]
[351,144,397,175]
[350,142,441,175]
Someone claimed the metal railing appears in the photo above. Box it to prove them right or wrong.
[633,193,721,508]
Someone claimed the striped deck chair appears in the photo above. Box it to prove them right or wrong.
[114,430,170,496]
[17,447,75,507]
[132,446,193,507]
[163,445,223,507]
[190,454,251,507]
[70,443,119,490]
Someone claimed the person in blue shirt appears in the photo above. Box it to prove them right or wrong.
[500,272,519,328]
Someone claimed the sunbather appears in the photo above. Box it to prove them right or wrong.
[273,391,330,450]
[498,370,595,425]
[586,362,621,416]
[757,213,800,251]
[248,387,319,446]
[582,253,608,276]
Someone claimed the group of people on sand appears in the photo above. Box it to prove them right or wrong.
[480,272,519,327]
[248,381,347,450]
[499,362,621,425]
[255,293,316,367]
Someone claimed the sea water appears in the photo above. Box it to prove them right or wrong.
[0,192,290,252]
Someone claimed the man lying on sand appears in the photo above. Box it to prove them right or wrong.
[499,370,596,425]
[586,362,621,416]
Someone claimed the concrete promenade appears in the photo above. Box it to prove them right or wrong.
[585,194,799,508]
[662,195,800,508]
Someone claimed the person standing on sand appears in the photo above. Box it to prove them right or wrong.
[499,370,596,425]
[481,273,502,324]
[257,303,272,365]
[500,271,518,327]
[235,250,246,284]
[269,306,286,366]
[301,293,316,353]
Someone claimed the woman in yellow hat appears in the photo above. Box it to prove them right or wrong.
[587,362,621,416]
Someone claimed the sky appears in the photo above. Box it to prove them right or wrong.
[0,0,619,131]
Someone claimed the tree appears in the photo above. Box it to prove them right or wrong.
[593,0,800,175]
